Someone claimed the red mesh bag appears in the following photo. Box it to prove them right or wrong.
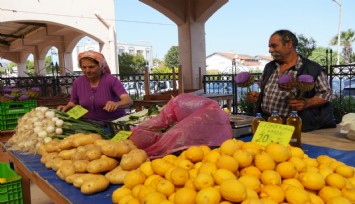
[129,93,233,159]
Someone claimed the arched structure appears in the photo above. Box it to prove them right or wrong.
[140,0,228,90]
[0,0,118,75]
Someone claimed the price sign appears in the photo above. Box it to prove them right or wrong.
[252,121,294,146]
[67,105,88,119]
[111,130,132,142]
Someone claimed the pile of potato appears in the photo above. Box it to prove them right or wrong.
[38,133,148,194]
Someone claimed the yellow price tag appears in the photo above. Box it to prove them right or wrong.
[251,121,294,146]
[67,105,88,119]
[111,130,132,142]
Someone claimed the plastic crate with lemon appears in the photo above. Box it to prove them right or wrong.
[0,162,23,204]
[0,100,37,131]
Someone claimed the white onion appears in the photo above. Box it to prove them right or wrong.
[34,121,43,127]
[55,119,64,127]
[34,127,43,134]
[43,137,52,144]
[45,110,55,118]
[46,126,55,134]
[37,130,48,138]
[55,128,63,135]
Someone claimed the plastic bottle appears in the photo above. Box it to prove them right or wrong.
[286,111,302,148]
[252,113,265,134]
[267,111,283,124]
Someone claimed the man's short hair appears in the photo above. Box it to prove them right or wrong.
[272,30,298,48]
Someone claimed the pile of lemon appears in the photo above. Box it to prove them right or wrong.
[112,139,355,204]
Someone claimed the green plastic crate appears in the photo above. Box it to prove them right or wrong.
[0,101,37,115]
[0,163,23,204]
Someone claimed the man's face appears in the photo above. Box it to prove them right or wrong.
[268,34,291,63]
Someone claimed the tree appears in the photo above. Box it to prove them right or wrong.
[296,34,316,58]
[330,29,355,64]
[118,53,147,74]
[26,60,35,75]
[309,47,339,66]
[164,46,179,68]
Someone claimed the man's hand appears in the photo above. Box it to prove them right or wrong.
[288,99,307,111]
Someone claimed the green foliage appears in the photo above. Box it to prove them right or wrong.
[330,29,355,64]
[44,56,53,74]
[26,60,35,75]
[119,53,147,74]
[331,94,355,123]
[164,46,179,68]
[237,93,256,115]
[296,34,316,58]
[151,66,178,74]
[309,47,340,66]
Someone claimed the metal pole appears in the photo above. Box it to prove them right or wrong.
[332,0,342,65]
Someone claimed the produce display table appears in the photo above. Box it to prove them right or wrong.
[2,125,355,203]
[4,145,120,204]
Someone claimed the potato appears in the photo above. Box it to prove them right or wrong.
[73,173,100,188]
[57,137,74,151]
[101,140,131,158]
[105,166,129,184]
[56,163,75,180]
[77,144,95,152]
[45,157,62,169]
[43,140,61,153]
[85,147,102,161]
[72,134,102,147]
[37,145,48,156]
[65,173,86,184]
[86,155,118,174]
[73,160,90,173]
[71,151,88,161]
[40,152,58,164]
[93,139,110,147]
[58,148,77,160]
[120,149,148,171]
[81,174,110,194]
[52,160,72,171]
[124,139,137,150]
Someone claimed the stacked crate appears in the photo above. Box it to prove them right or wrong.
[0,163,23,204]
[0,101,37,131]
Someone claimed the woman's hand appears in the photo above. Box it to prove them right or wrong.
[103,101,119,112]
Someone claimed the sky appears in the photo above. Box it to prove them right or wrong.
[115,0,355,59]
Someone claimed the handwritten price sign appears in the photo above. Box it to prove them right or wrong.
[111,130,132,141]
[67,105,88,119]
[251,121,294,146]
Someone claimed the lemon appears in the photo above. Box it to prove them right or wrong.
[184,179,196,190]
[123,169,147,189]
[254,152,275,171]
[195,186,221,204]
[241,198,263,204]
[169,167,190,186]
[289,146,305,158]
[220,179,247,202]
[303,157,319,168]
[219,138,240,156]
[336,165,354,178]
[216,154,239,173]
[212,168,237,185]
[233,149,253,168]
[325,173,346,189]
[238,175,261,193]
[265,142,291,163]
[317,155,335,166]
[318,165,334,178]
[151,158,174,176]
[144,174,164,189]
[242,142,263,156]
[159,200,175,204]
[203,149,221,163]
[220,201,233,204]
[245,188,259,199]
[118,195,135,204]
[281,178,304,191]
[299,171,325,191]
[284,186,311,204]
[189,168,198,179]
[326,196,352,204]
[342,188,355,203]
[197,162,218,176]
[288,157,307,172]
[163,154,178,164]
[193,173,215,190]
[239,166,262,179]
[136,185,156,201]
[260,170,281,185]
[112,186,132,203]
[185,146,205,163]
[318,186,342,202]
[175,158,194,170]
[174,187,197,204]
[276,161,298,179]
[156,179,175,197]
[140,191,167,204]
[260,198,278,204]
[308,193,324,204]
[199,145,211,155]
[139,161,154,177]
[131,184,143,197]
[259,184,285,203]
